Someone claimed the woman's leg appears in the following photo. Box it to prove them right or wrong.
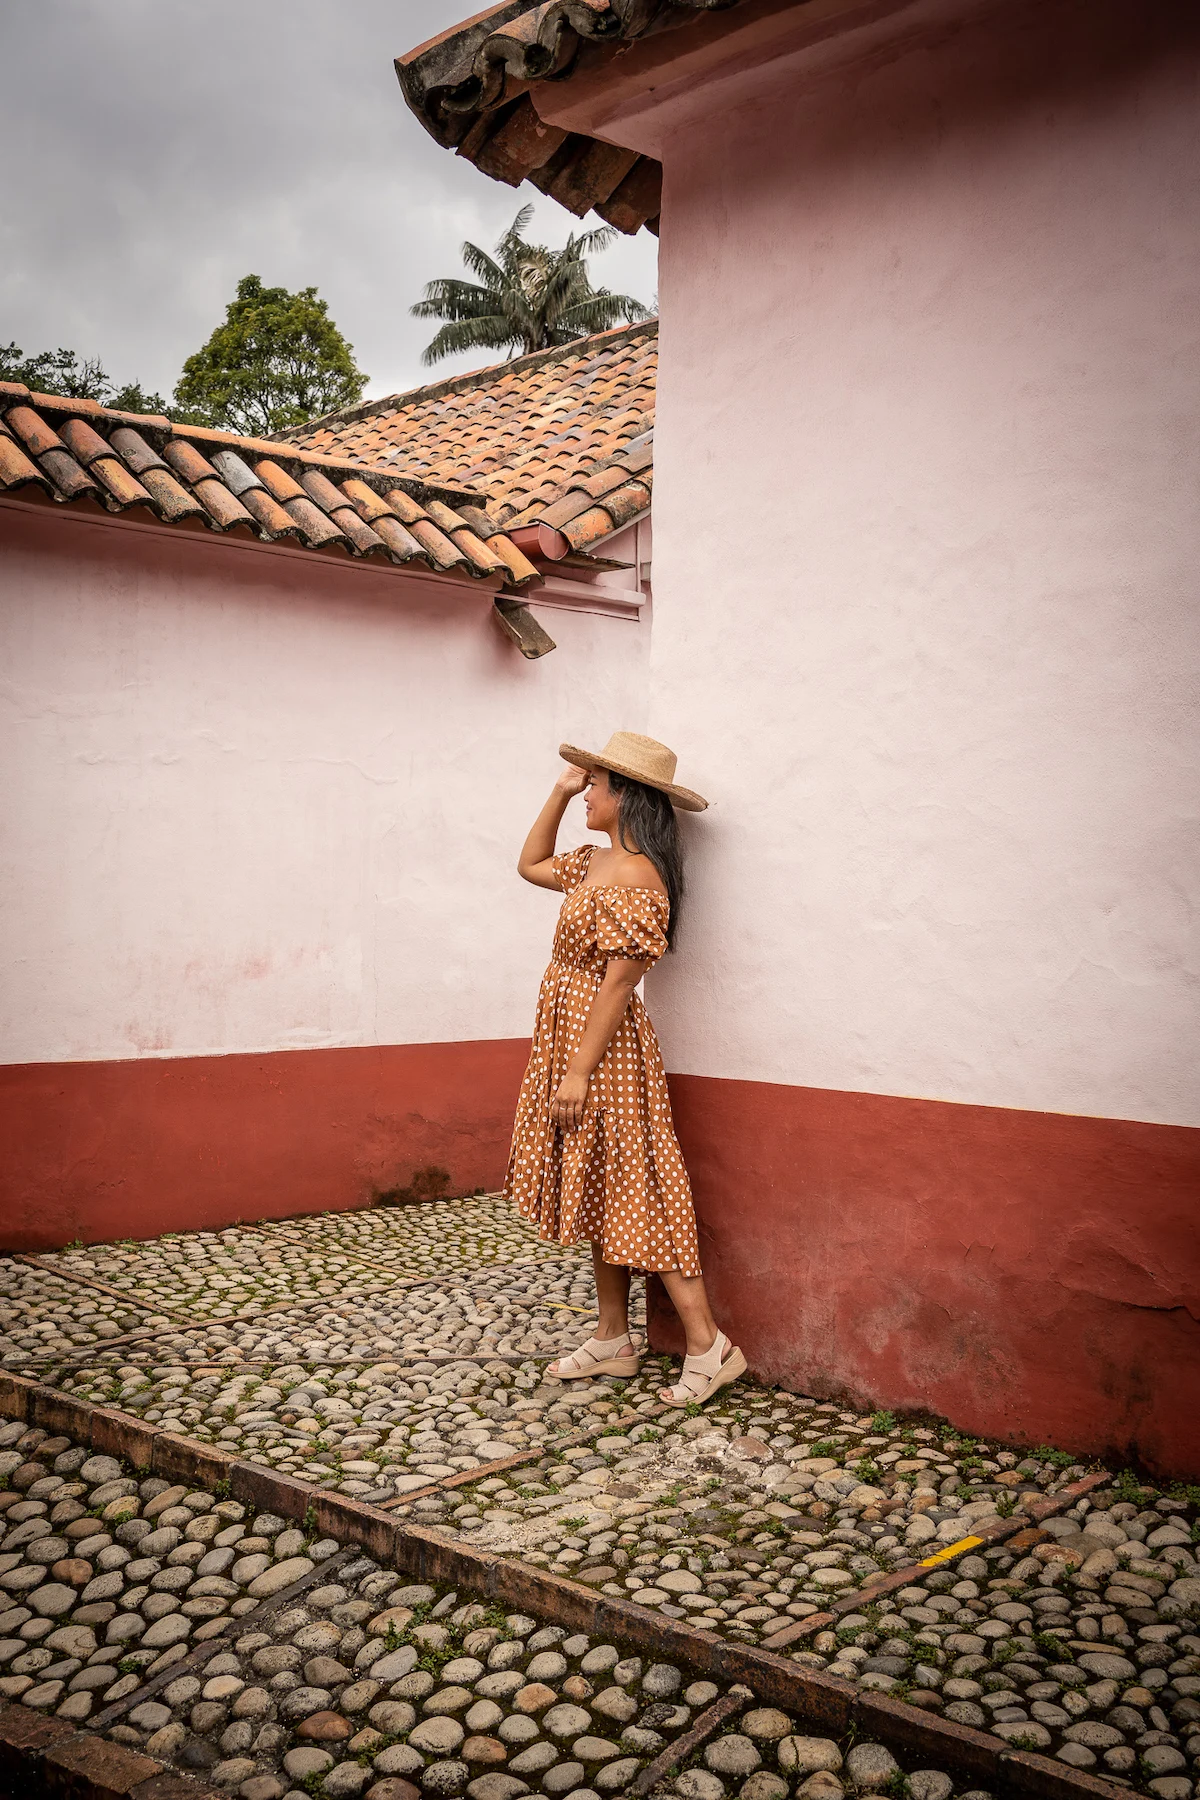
[546,1244,637,1376]
[658,1269,721,1356]
[592,1245,635,1348]
[657,1268,741,1401]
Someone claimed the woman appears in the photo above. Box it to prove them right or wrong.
[505,730,745,1408]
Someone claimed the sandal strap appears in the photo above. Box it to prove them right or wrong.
[662,1331,730,1401]
[553,1332,633,1375]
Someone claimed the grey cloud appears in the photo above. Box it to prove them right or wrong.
[0,1,657,406]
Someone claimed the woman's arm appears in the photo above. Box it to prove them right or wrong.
[517,765,588,889]
[550,957,649,1131]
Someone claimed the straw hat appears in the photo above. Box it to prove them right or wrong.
[559,731,708,812]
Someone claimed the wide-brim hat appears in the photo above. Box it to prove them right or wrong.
[559,731,708,812]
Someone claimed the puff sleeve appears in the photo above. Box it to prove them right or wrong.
[596,887,669,966]
[551,843,595,893]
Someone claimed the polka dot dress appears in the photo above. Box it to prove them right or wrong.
[505,843,702,1276]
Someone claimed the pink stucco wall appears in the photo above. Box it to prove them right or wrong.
[642,0,1200,1126]
[0,500,644,1242]
[0,502,643,1066]
[536,0,1200,1470]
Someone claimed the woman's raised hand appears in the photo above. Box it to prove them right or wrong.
[555,762,589,797]
[518,760,589,889]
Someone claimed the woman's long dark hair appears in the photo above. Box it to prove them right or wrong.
[607,770,684,949]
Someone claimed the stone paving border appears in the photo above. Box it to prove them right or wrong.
[234,1218,577,1284]
[5,1258,300,1355]
[0,1370,1133,1800]
[3,1349,562,1374]
[760,1476,1112,1651]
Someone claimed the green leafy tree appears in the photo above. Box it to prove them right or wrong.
[0,341,167,414]
[412,204,650,366]
[173,275,367,436]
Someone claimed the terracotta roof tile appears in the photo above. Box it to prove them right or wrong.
[6,404,65,460]
[160,438,225,489]
[362,511,428,563]
[394,2,741,233]
[284,320,656,561]
[239,486,301,540]
[278,492,346,549]
[40,447,102,503]
[0,422,46,492]
[0,383,542,608]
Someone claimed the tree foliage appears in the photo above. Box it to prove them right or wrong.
[0,341,166,414]
[173,275,367,436]
[412,205,650,366]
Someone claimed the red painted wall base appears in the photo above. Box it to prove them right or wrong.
[5,1043,1197,1478]
[650,1075,1200,1481]
[0,1040,529,1252]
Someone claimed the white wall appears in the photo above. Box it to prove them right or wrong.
[643,0,1200,1126]
[0,502,643,1064]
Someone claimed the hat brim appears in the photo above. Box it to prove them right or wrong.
[559,743,708,812]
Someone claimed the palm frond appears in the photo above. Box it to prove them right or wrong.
[411,278,507,323]
[415,204,649,366]
[420,314,522,366]
[458,240,508,291]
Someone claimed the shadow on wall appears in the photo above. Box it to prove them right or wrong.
[374,1165,488,1206]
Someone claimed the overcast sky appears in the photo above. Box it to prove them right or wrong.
[0,2,658,407]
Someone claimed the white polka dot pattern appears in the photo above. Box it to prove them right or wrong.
[504,843,702,1276]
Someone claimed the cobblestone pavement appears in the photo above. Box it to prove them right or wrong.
[1,1419,975,1800]
[2,1197,1199,1800]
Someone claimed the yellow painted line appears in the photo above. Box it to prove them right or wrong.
[548,1304,596,1314]
[919,1534,984,1567]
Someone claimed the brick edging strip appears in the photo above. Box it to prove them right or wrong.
[0,1696,221,1799]
[0,1372,1131,1800]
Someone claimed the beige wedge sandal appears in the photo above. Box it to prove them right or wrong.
[545,1331,642,1382]
[659,1329,747,1407]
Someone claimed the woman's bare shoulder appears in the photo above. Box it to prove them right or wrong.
[588,847,667,896]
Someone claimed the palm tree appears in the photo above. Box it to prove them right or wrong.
[412,205,650,366]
